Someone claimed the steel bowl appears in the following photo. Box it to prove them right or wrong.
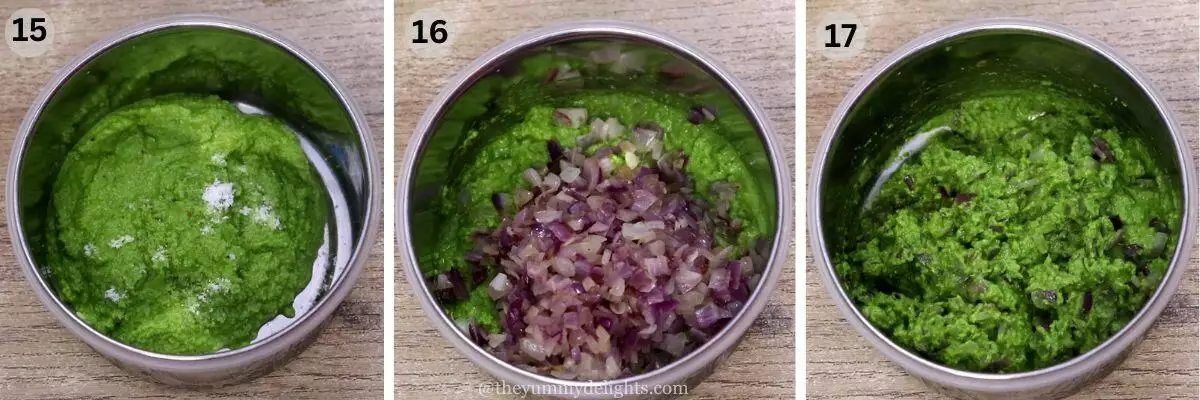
[809,18,1196,399]
[398,21,791,399]
[6,15,380,387]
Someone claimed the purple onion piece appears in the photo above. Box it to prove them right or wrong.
[468,264,489,287]
[694,303,732,328]
[547,221,572,242]
[1091,136,1116,163]
[652,298,678,318]
[1109,215,1124,230]
[632,122,664,152]
[548,139,566,161]
[597,316,614,331]
[446,269,469,301]
[491,192,506,214]
[468,322,489,346]
[686,106,705,125]
[730,283,750,303]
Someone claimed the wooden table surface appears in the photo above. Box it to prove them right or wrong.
[0,1,384,399]
[394,1,796,398]
[805,1,1199,399]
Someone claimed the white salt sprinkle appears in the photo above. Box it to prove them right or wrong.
[251,204,282,230]
[151,247,167,263]
[192,278,230,315]
[109,235,133,248]
[202,179,235,212]
[104,287,124,302]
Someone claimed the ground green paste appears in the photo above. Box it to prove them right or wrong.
[423,52,772,332]
[837,90,1181,372]
[47,95,328,355]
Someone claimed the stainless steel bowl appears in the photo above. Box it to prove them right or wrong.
[809,18,1196,399]
[6,15,380,387]
[398,21,791,399]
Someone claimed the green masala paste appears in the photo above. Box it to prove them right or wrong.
[47,95,328,355]
[422,51,773,333]
[837,89,1181,372]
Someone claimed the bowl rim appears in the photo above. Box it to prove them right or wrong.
[5,14,381,364]
[397,20,793,392]
[807,17,1196,392]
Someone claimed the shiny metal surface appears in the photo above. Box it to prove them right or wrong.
[398,21,791,399]
[6,15,380,387]
[808,19,1196,400]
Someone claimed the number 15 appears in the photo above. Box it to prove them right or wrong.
[12,17,47,42]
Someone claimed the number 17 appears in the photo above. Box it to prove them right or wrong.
[824,23,857,48]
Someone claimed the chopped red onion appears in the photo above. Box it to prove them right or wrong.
[555,65,581,81]
[542,173,562,192]
[599,157,616,174]
[631,189,658,213]
[687,106,705,125]
[643,256,670,278]
[674,268,703,294]
[708,267,731,300]
[534,210,562,223]
[489,273,513,300]
[659,60,693,79]
[567,218,587,232]
[561,164,582,183]
[546,64,581,83]
[523,168,541,186]
[547,221,572,241]
[456,133,755,380]
[624,151,640,169]
[694,302,732,328]
[589,46,622,64]
[583,158,601,189]
[514,189,533,207]
[521,337,550,361]
[632,123,663,153]
[435,273,453,290]
[554,108,588,128]
[578,117,625,148]
[611,51,646,74]
[553,256,576,277]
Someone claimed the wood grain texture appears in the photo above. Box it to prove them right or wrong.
[0,1,384,399]
[805,1,1199,399]
[394,1,795,398]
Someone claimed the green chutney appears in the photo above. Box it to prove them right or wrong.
[837,89,1181,372]
[47,95,328,355]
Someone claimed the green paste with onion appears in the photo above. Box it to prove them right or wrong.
[46,95,328,355]
[421,51,773,333]
[836,89,1181,372]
